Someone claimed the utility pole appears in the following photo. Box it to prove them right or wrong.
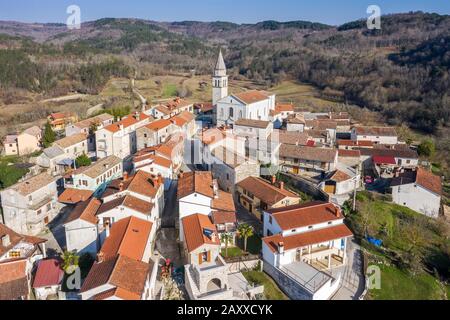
[352,178,357,212]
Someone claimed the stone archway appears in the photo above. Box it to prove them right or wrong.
[206,278,222,292]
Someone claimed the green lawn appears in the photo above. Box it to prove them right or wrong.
[0,156,29,189]
[235,234,262,255]
[243,271,288,300]
[162,83,178,98]
[221,246,244,258]
[369,264,446,300]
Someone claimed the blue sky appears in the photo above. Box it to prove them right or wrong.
[0,0,448,25]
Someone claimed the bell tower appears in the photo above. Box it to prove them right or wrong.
[212,50,228,106]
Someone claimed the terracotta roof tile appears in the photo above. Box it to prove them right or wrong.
[58,188,94,205]
[8,173,55,196]
[263,224,353,253]
[100,217,152,261]
[233,90,269,104]
[415,167,442,195]
[338,149,361,158]
[268,202,342,231]
[0,260,28,300]
[212,190,236,212]
[104,113,150,133]
[235,119,270,129]
[211,211,237,225]
[32,259,64,288]
[64,197,101,225]
[237,177,299,206]
[182,214,220,252]
[279,144,337,163]
[178,171,214,199]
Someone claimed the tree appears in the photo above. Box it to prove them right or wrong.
[42,122,56,148]
[418,139,435,158]
[220,233,233,257]
[237,224,254,253]
[61,250,79,274]
[75,153,92,168]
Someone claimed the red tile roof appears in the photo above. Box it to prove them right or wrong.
[211,190,236,212]
[415,167,442,195]
[276,104,294,112]
[145,119,172,131]
[373,155,397,165]
[211,211,237,225]
[58,188,94,205]
[0,224,46,258]
[182,214,220,253]
[338,149,361,158]
[64,197,101,225]
[100,217,152,261]
[263,224,353,253]
[233,90,269,104]
[32,259,64,288]
[104,113,149,133]
[178,171,215,199]
[237,176,299,206]
[0,260,28,300]
[268,202,342,231]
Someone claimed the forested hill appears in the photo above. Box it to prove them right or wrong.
[0,11,449,133]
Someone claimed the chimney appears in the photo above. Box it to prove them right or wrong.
[279,181,285,190]
[179,172,184,179]
[81,195,86,202]
[211,232,217,243]
[123,172,129,181]
[278,242,284,254]
[119,124,124,131]
[157,174,163,185]
[334,206,341,218]
[212,179,219,198]
[271,176,276,185]
[1,235,11,247]
[119,183,124,191]
[97,252,105,263]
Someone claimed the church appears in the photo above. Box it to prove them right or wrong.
[212,50,276,127]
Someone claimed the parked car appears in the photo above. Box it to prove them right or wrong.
[364,176,374,184]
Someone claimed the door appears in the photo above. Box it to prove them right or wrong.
[44,216,49,224]
[293,166,299,174]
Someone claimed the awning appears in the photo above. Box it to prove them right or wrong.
[56,158,74,166]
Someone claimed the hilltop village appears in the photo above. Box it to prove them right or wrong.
[0,51,445,301]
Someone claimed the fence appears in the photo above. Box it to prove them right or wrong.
[224,254,261,273]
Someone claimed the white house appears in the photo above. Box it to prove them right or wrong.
[80,216,158,300]
[177,171,235,241]
[182,213,263,300]
[65,113,114,152]
[351,126,398,145]
[95,112,152,160]
[391,167,442,218]
[133,150,174,190]
[62,156,123,193]
[32,258,64,300]
[262,202,353,300]
[0,173,58,236]
[63,197,102,255]
[98,171,165,231]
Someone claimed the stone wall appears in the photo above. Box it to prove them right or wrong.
[263,260,313,300]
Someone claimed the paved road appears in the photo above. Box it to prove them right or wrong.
[161,180,178,228]
[331,238,365,300]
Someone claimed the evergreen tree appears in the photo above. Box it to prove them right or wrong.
[42,122,56,148]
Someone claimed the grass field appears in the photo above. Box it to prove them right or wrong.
[368,264,446,300]
[242,271,289,300]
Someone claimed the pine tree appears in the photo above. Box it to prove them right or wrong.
[42,122,56,148]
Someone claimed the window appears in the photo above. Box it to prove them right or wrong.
[46,203,51,211]
[226,173,230,180]
[144,133,147,138]
[269,216,272,224]
[308,226,313,230]
[229,108,234,118]
[201,251,208,262]
[291,229,296,233]
[28,195,32,201]
[37,209,42,215]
